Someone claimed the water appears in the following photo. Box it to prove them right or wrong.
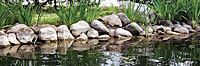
[1,34,200,66]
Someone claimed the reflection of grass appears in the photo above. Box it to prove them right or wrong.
[32,13,60,26]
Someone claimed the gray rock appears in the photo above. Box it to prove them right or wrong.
[174,24,189,34]
[108,29,115,37]
[0,35,10,47]
[157,20,175,28]
[91,20,109,33]
[57,25,74,40]
[8,33,20,44]
[100,14,122,27]
[182,22,196,33]
[87,28,99,38]
[0,30,5,35]
[117,13,130,26]
[115,28,132,37]
[77,33,88,40]
[144,26,153,33]
[124,22,143,35]
[39,27,57,41]
[88,39,99,46]
[195,25,200,32]
[70,20,91,36]
[7,24,34,43]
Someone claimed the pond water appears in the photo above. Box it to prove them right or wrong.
[1,33,200,66]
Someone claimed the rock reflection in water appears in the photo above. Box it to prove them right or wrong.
[35,41,58,54]
[0,47,10,56]
[71,40,90,51]
[57,40,74,55]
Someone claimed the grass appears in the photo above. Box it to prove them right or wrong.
[32,13,60,26]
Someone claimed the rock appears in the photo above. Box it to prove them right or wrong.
[124,22,143,35]
[0,30,5,35]
[57,40,74,55]
[8,33,20,44]
[157,20,175,28]
[166,31,180,35]
[57,25,74,40]
[108,29,115,37]
[153,25,164,32]
[117,13,130,26]
[153,25,171,32]
[174,24,189,34]
[31,24,59,32]
[115,28,132,37]
[7,24,34,43]
[0,47,10,56]
[18,45,35,53]
[140,31,154,36]
[39,27,57,41]
[70,20,91,36]
[88,39,99,45]
[37,42,58,54]
[98,35,110,39]
[91,20,109,33]
[182,22,196,33]
[195,25,200,32]
[0,35,10,47]
[144,26,153,33]
[77,33,88,40]
[99,14,122,27]
[87,28,99,38]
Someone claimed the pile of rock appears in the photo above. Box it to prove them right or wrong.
[0,13,198,47]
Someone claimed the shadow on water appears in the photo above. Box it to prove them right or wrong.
[1,33,200,66]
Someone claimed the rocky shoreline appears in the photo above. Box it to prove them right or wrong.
[0,12,200,47]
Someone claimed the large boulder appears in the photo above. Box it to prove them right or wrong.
[117,13,130,26]
[57,25,74,40]
[87,28,99,38]
[174,24,189,34]
[8,33,20,44]
[7,24,34,43]
[39,27,57,41]
[91,20,109,33]
[99,14,122,27]
[115,28,132,37]
[124,22,143,35]
[70,21,91,36]
[0,35,10,47]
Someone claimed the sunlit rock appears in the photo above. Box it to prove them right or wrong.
[99,14,122,27]
[70,20,91,36]
[88,39,99,46]
[115,28,132,37]
[87,28,99,38]
[39,27,57,41]
[8,33,20,44]
[182,22,196,33]
[174,24,189,34]
[77,33,88,40]
[7,24,34,43]
[98,35,111,40]
[91,20,109,33]
[0,35,10,47]
[57,25,74,40]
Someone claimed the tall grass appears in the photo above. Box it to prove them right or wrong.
[56,0,102,25]
[0,2,15,27]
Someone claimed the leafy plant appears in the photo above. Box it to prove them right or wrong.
[56,0,102,25]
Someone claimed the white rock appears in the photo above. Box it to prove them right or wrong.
[87,28,99,38]
[115,28,132,37]
[8,33,20,44]
[39,27,57,41]
[70,21,91,36]
[100,14,122,27]
[57,25,74,40]
[98,35,111,39]
[0,35,10,46]
[77,33,88,40]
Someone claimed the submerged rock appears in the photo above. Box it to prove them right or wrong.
[0,35,10,47]
[39,27,57,41]
[99,14,122,27]
[115,28,132,37]
[8,33,20,44]
[7,24,34,43]
[70,20,91,36]
[57,25,74,40]
[91,20,109,33]
[77,33,88,40]
[117,13,130,26]
[124,22,143,35]
[87,28,99,38]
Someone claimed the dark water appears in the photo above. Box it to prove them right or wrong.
[1,34,200,66]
